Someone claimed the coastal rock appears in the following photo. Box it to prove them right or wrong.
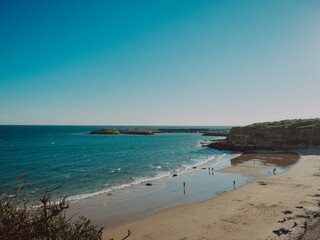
[145,183,152,186]
[283,210,292,215]
[90,128,230,136]
[202,129,229,136]
[208,119,320,151]
[90,128,120,135]
[120,129,154,135]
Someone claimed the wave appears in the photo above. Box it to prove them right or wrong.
[176,153,231,176]
[178,155,214,173]
[67,153,232,203]
[109,168,121,174]
[67,171,171,202]
[150,164,162,169]
[196,139,211,147]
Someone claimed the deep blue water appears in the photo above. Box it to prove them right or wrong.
[0,125,230,201]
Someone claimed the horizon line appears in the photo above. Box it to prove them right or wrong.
[0,124,239,127]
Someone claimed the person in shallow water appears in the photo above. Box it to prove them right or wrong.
[233,180,236,189]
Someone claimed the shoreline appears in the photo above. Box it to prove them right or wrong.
[66,152,253,228]
[103,154,320,240]
[67,152,297,229]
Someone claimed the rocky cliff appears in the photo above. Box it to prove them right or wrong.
[208,119,320,151]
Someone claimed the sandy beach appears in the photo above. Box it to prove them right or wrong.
[103,154,320,240]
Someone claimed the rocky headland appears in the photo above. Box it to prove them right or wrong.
[208,118,320,151]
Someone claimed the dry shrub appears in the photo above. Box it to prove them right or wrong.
[0,173,103,240]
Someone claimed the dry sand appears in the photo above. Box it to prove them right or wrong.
[103,155,320,240]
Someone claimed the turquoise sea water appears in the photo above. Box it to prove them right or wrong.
[0,125,231,202]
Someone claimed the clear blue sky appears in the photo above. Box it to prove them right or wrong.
[1,0,319,125]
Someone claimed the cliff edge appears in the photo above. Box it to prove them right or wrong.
[208,118,320,151]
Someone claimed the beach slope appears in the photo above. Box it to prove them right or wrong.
[103,155,320,240]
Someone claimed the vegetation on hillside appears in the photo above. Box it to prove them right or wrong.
[0,173,103,240]
[245,118,320,129]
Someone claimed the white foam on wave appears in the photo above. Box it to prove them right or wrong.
[177,155,216,176]
[109,168,121,174]
[196,139,211,147]
[67,153,233,203]
[68,171,171,202]
[177,153,231,176]
[150,164,162,169]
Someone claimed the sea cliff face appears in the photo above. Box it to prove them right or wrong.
[208,119,320,151]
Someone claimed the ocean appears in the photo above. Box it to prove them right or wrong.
[0,125,232,200]
[2,125,296,226]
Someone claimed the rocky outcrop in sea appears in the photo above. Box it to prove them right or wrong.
[90,128,120,134]
[90,128,231,136]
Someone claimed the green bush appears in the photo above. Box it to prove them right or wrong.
[0,175,103,240]
[245,118,320,129]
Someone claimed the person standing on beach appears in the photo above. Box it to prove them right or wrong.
[183,182,186,195]
[233,180,236,189]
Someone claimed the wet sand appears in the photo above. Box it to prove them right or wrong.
[217,160,265,177]
[218,152,300,177]
[103,155,320,240]
[230,152,300,167]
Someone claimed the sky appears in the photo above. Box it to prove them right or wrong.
[0,0,320,126]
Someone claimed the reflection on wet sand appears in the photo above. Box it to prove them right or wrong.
[231,152,299,167]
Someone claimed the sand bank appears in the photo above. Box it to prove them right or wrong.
[103,155,320,240]
[217,152,300,177]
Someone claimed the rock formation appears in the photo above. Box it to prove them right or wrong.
[208,119,320,151]
[90,128,231,136]
[202,129,229,136]
[89,128,120,135]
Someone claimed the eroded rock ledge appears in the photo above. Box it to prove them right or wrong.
[208,118,320,151]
